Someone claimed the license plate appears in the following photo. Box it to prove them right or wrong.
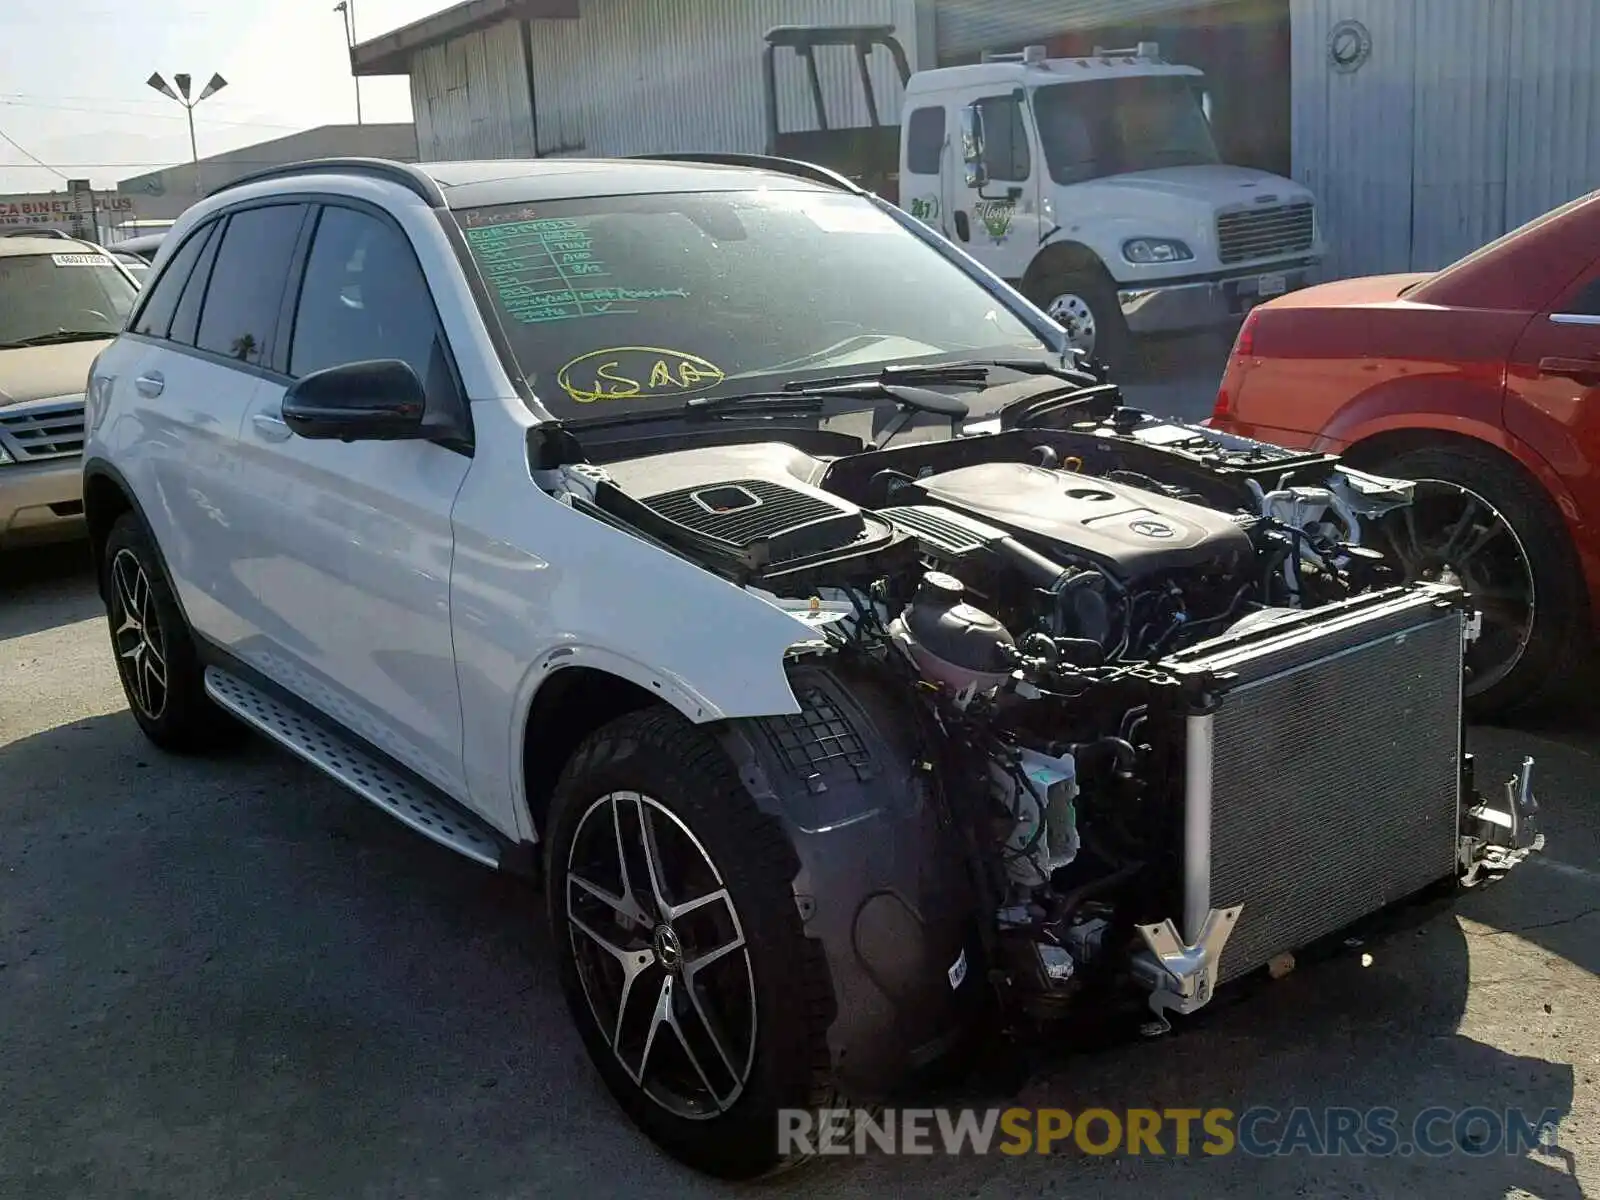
[1258,272,1288,297]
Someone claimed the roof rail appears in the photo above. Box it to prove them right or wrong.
[627,152,864,195]
[3,227,77,240]
[204,157,446,207]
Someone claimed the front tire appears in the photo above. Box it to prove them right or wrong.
[102,512,244,753]
[1365,443,1588,719]
[544,707,840,1179]
[1030,268,1130,374]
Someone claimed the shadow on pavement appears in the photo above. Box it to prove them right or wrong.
[0,709,1586,1198]
[0,541,102,640]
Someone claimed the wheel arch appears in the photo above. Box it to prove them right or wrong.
[82,459,144,602]
[519,664,662,840]
[1021,239,1110,296]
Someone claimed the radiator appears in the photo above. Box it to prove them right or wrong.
[1161,587,1466,984]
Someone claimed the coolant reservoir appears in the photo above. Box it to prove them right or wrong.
[889,571,1016,693]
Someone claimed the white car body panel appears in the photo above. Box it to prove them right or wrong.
[90,338,264,651]
[230,375,473,798]
[447,402,812,841]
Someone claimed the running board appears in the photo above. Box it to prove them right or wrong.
[204,667,504,869]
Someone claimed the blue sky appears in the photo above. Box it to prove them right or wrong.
[0,0,447,194]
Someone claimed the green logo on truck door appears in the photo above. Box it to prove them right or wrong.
[908,196,940,224]
[974,199,1014,243]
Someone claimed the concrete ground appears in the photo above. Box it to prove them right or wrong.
[2,351,1595,1198]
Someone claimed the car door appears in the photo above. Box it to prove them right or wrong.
[91,204,308,651]
[953,90,1044,283]
[231,200,472,798]
[1505,266,1600,541]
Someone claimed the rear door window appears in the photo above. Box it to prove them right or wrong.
[131,223,214,339]
[194,204,307,367]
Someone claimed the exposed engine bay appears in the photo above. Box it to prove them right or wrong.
[533,395,1544,1082]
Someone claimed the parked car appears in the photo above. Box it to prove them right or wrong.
[82,155,1539,1178]
[110,249,151,283]
[0,233,139,548]
[1209,187,1600,717]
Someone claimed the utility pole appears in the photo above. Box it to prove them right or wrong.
[335,1,363,124]
[146,71,228,195]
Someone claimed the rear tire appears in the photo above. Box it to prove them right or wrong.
[544,706,841,1179]
[102,512,245,754]
[1365,442,1588,719]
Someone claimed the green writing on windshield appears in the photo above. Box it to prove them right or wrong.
[463,217,691,324]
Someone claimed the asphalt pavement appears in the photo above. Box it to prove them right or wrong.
[2,351,1596,1198]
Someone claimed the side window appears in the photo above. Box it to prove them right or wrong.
[905,106,945,175]
[288,205,448,393]
[976,94,1031,182]
[195,204,306,366]
[168,219,225,347]
[1561,275,1600,317]
[130,223,214,339]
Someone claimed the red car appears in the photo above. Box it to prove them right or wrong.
[1210,187,1600,717]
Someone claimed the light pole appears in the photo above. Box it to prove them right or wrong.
[334,1,363,124]
[146,71,228,195]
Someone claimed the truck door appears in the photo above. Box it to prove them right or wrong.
[950,90,1043,285]
[901,103,949,237]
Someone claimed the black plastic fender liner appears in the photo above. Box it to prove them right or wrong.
[714,661,982,1100]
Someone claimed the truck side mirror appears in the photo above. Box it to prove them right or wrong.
[959,104,988,189]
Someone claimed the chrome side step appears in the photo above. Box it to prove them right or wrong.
[204,666,503,869]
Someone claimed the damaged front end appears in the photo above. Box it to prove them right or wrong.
[542,403,1546,1095]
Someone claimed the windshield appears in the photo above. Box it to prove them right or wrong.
[456,188,1048,423]
[0,251,138,345]
[1032,76,1220,184]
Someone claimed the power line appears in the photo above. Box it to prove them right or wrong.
[0,121,67,180]
[0,97,305,130]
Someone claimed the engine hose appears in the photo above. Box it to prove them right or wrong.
[1050,859,1146,929]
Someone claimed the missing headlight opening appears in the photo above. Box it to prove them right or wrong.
[548,405,1546,1050]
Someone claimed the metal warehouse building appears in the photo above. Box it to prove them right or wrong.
[352,0,1600,278]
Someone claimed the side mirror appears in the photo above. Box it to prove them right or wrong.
[281,359,428,441]
[959,104,988,189]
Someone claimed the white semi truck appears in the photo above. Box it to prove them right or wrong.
[759,25,1325,369]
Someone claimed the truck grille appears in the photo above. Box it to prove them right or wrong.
[0,396,86,461]
[1164,590,1465,984]
[1216,200,1315,265]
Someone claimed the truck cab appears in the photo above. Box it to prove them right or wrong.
[759,27,1325,369]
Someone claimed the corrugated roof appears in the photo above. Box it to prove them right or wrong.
[352,0,578,76]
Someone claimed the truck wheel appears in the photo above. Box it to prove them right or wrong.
[102,512,244,753]
[1031,270,1130,373]
[1365,443,1588,719]
[544,706,841,1180]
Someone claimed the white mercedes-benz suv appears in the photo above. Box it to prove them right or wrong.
[82,155,1540,1178]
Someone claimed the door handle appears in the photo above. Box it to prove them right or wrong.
[251,413,293,442]
[954,211,971,242]
[135,372,164,397]
[1538,356,1600,382]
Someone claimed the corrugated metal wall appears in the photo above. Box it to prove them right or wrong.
[934,0,1232,59]
[1292,0,1600,278]
[410,20,536,160]
[525,0,922,158]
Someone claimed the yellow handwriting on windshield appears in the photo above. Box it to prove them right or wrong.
[557,346,726,404]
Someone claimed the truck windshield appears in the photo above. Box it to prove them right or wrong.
[455,187,1047,422]
[1032,76,1221,184]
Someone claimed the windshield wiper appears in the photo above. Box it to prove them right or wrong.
[789,356,1102,394]
[557,391,828,433]
[8,330,115,347]
[557,380,971,435]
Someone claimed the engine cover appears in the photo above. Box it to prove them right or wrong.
[914,461,1254,578]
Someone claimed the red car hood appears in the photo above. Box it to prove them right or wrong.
[1264,271,1434,310]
